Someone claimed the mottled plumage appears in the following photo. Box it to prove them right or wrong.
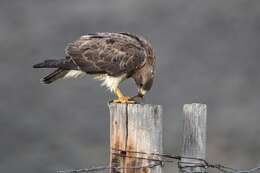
[33,32,156,103]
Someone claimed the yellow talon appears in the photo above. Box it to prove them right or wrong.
[113,96,136,104]
[113,88,136,104]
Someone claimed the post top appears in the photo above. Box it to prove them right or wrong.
[108,103,162,108]
[183,103,207,110]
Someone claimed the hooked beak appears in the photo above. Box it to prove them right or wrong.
[131,88,147,100]
[137,88,147,98]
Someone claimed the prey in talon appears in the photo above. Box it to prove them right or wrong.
[33,32,156,104]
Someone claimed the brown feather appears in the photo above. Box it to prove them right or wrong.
[65,32,151,76]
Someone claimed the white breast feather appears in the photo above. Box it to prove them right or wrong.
[94,74,126,92]
[63,70,86,79]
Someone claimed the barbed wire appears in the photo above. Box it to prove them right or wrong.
[58,162,161,173]
[58,149,260,173]
[58,163,160,173]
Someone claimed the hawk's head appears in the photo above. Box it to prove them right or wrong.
[133,56,155,97]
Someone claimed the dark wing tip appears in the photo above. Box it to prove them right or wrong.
[33,60,52,68]
[40,78,52,84]
[33,63,42,68]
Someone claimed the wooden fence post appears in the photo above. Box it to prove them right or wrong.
[179,103,207,173]
[108,103,163,173]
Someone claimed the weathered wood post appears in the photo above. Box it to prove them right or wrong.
[109,103,163,173]
[179,103,207,173]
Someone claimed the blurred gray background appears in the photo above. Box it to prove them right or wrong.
[1,0,260,172]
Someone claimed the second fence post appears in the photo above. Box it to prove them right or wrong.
[179,103,207,173]
[108,103,163,173]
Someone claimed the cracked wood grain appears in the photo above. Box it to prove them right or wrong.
[109,103,162,173]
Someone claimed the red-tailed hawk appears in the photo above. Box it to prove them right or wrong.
[33,32,155,103]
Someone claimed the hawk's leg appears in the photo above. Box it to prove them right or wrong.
[113,88,136,104]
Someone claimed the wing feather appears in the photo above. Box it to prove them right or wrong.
[65,33,147,76]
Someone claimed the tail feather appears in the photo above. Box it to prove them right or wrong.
[41,68,69,84]
[33,58,85,84]
[33,60,61,68]
[33,59,76,69]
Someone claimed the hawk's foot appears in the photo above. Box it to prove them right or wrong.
[112,96,136,104]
